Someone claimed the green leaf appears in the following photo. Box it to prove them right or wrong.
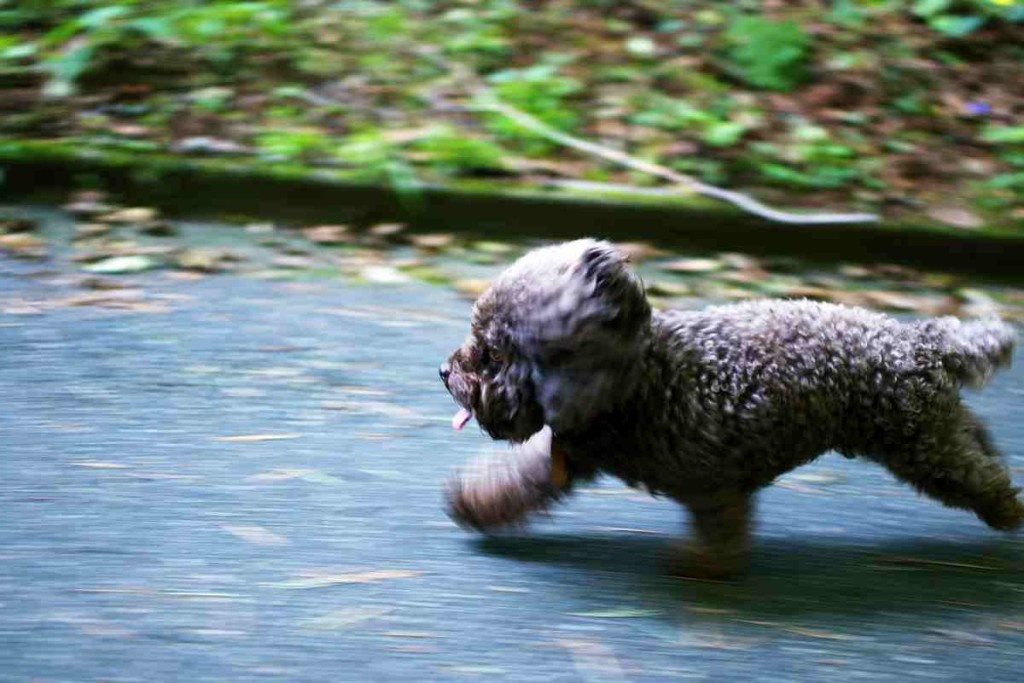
[981,126,1024,145]
[828,0,866,28]
[131,17,177,41]
[85,255,160,274]
[724,17,810,91]
[2,43,36,60]
[912,0,952,18]
[702,121,747,147]
[930,15,985,38]
[79,6,128,29]
[41,18,86,48]
[43,40,95,98]
[625,36,657,58]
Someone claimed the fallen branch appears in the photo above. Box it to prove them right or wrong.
[469,92,879,225]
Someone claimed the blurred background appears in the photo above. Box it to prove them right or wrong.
[2,2,1024,682]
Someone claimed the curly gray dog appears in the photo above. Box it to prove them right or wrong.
[440,239,1022,578]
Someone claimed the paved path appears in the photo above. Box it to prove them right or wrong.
[2,209,1024,682]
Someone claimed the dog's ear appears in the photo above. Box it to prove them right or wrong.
[518,240,651,435]
[574,242,649,337]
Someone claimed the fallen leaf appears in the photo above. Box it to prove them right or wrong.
[77,276,127,291]
[927,206,983,230]
[570,608,661,618]
[721,269,772,285]
[662,258,724,274]
[445,666,506,675]
[615,241,665,263]
[558,639,628,682]
[368,223,406,240]
[63,192,114,217]
[301,606,392,630]
[411,233,455,251]
[590,527,665,535]
[108,123,149,138]
[645,281,691,297]
[247,468,317,482]
[838,265,873,279]
[172,136,249,155]
[928,628,995,645]
[0,233,45,251]
[0,219,38,233]
[221,524,289,546]
[862,290,951,314]
[783,627,857,641]
[174,248,231,273]
[215,433,302,442]
[73,223,114,240]
[786,472,844,486]
[303,225,351,244]
[453,279,491,298]
[470,241,514,257]
[359,265,411,284]
[275,569,421,589]
[272,255,319,269]
[876,557,999,571]
[98,207,158,225]
[997,621,1024,632]
[84,255,159,274]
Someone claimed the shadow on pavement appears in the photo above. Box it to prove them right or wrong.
[477,532,1024,622]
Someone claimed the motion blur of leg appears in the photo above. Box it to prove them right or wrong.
[877,404,1024,532]
[673,493,755,580]
[445,427,574,532]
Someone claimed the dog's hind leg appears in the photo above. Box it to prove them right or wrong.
[671,492,755,579]
[878,406,1024,531]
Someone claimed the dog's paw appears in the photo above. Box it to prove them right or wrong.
[978,489,1024,532]
[668,543,749,581]
[443,468,534,533]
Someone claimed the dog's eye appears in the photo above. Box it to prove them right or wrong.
[489,350,505,364]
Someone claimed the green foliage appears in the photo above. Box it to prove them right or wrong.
[8,0,1024,217]
[335,128,421,200]
[754,124,866,189]
[190,87,233,114]
[630,95,752,148]
[440,7,511,66]
[38,1,293,96]
[413,126,506,176]
[912,0,1024,38]
[722,17,810,92]
[631,96,716,131]
[255,128,331,162]
[485,62,582,154]
[981,125,1024,145]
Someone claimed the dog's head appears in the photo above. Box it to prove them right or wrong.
[441,239,651,441]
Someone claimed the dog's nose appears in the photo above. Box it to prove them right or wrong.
[439,362,451,384]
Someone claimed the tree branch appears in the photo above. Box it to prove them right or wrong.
[469,92,879,225]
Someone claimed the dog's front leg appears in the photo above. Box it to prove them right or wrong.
[445,428,573,532]
[672,492,755,579]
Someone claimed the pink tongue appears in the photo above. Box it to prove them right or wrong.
[452,408,473,431]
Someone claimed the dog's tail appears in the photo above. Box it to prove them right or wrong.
[915,316,1016,388]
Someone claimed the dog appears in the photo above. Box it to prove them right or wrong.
[440,239,1021,578]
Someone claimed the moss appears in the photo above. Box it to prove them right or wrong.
[1,136,1023,247]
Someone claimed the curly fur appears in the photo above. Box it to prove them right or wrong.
[442,239,1022,577]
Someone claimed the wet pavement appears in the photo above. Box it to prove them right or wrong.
[2,208,1024,682]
